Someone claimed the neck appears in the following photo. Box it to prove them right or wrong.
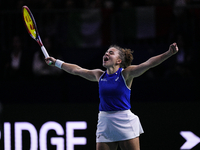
[106,66,120,74]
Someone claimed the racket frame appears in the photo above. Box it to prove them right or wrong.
[22,6,50,59]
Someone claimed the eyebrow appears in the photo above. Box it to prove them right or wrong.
[106,48,116,53]
[105,50,114,54]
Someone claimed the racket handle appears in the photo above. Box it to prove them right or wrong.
[41,46,49,58]
[41,46,52,65]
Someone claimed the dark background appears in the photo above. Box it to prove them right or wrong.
[1,0,200,149]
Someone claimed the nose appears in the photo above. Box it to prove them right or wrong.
[105,51,109,56]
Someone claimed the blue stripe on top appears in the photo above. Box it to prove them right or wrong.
[98,68,131,111]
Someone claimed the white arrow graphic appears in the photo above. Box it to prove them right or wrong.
[180,131,200,149]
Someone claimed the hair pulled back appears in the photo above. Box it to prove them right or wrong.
[109,45,134,68]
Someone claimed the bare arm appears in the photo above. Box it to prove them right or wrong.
[45,57,104,82]
[123,43,179,79]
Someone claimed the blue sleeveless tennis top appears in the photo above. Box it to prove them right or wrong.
[98,68,131,111]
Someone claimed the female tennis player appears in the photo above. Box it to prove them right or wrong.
[45,42,178,150]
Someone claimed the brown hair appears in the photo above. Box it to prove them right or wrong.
[109,45,134,68]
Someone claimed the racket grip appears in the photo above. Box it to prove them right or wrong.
[41,46,52,65]
[41,46,49,58]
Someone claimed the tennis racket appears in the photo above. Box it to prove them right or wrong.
[22,6,52,64]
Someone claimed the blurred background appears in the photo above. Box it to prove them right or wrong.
[0,0,200,150]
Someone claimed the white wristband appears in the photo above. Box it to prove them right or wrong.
[55,59,64,69]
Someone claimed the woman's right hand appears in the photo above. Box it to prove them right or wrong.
[45,57,56,66]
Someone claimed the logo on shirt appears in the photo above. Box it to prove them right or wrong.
[101,78,107,81]
[115,77,119,81]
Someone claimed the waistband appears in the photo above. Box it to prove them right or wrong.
[99,109,131,115]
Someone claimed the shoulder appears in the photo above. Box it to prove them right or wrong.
[92,69,104,74]
[91,69,104,81]
[122,65,137,78]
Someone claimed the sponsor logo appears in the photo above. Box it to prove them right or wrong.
[101,78,107,81]
[115,77,119,81]
[3,121,87,150]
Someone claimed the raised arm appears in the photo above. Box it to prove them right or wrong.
[123,43,179,79]
[45,57,104,82]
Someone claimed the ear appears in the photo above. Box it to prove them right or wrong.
[116,59,122,65]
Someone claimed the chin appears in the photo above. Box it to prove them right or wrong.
[102,63,108,68]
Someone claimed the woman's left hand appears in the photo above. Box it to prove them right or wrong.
[169,42,179,55]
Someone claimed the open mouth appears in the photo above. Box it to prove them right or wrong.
[104,57,109,62]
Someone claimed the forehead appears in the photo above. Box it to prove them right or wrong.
[106,47,119,53]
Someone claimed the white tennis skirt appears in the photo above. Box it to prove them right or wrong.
[96,109,144,143]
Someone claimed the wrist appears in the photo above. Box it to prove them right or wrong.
[166,50,173,57]
[55,59,64,69]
